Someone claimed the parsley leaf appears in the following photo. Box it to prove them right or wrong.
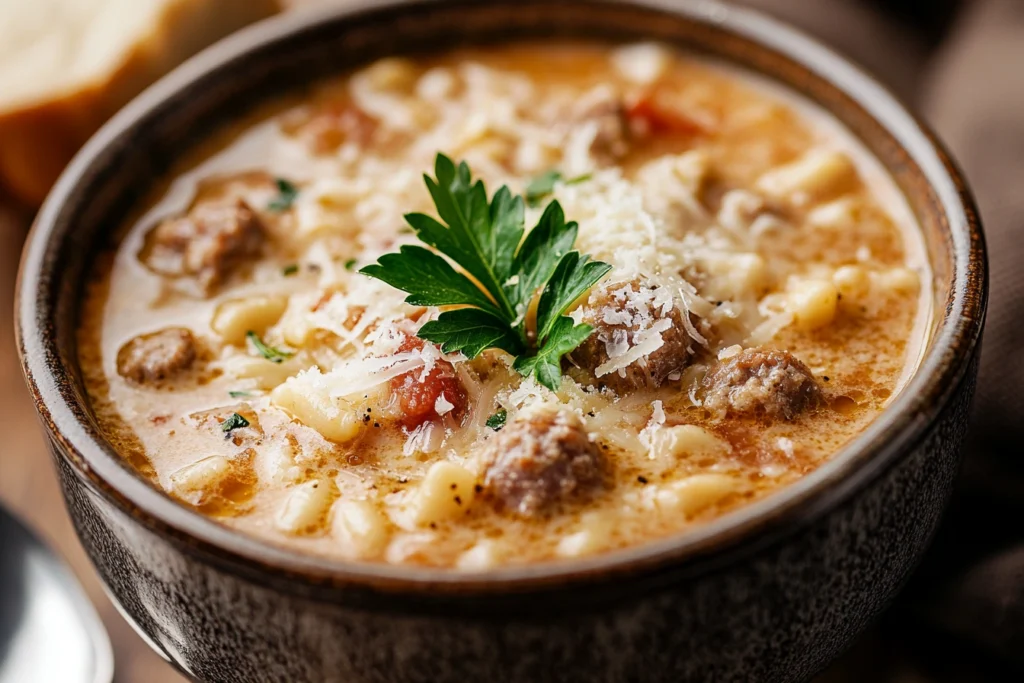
[360,153,610,390]
[513,317,595,391]
[417,308,523,358]
[221,412,250,434]
[246,331,293,363]
[267,178,299,212]
[360,245,502,315]
[507,201,579,316]
[415,157,524,310]
[486,409,507,430]
[536,251,612,342]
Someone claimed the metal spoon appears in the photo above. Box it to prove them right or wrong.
[0,504,113,683]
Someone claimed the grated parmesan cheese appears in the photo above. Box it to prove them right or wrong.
[611,43,671,85]
[434,393,454,415]
[403,421,443,456]
[718,344,743,360]
[638,398,667,451]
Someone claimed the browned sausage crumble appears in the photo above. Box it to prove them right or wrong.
[483,404,606,517]
[143,198,265,293]
[117,328,198,384]
[570,280,697,392]
[702,348,822,420]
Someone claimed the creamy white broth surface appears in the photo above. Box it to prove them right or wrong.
[79,44,931,568]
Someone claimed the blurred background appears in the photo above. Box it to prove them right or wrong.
[1,0,1020,681]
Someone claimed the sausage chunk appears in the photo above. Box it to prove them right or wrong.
[702,348,821,420]
[117,328,198,384]
[482,404,605,518]
[143,198,265,294]
[569,280,696,393]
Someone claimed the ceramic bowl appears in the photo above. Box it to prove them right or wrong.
[16,1,987,681]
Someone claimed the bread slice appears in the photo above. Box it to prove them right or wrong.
[0,0,281,205]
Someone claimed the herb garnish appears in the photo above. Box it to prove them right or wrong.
[246,331,293,363]
[228,390,253,399]
[343,258,358,271]
[267,178,299,212]
[360,154,611,391]
[525,170,592,207]
[525,170,562,207]
[282,264,299,276]
[221,412,250,434]
[485,409,508,431]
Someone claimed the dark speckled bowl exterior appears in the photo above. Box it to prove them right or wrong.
[16,1,986,682]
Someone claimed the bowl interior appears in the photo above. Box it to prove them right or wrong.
[17,0,985,593]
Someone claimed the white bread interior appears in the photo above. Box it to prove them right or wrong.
[0,0,281,205]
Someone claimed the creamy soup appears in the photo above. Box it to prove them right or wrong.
[79,44,931,569]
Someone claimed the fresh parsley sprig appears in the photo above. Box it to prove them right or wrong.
[360,153,611,390]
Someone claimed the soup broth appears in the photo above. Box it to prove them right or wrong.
[79,44,930,569]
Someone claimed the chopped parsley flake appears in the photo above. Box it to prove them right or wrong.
[282,264,299,276]
[524,170,593,207]
[485,409,508,431]
[344,258,358,271]
[246,331,293,364]
[221,412,250,434]
[267,178,299,212]
[228,390,253,399]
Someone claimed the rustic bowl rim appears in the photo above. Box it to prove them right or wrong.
[16,0,987,598]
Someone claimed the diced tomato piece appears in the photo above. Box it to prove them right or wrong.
[626,93,704,137]
[390,336,467,429]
